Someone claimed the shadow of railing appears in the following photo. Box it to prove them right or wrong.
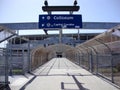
[61,75,89,90]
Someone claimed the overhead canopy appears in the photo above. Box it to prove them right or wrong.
[0,26,17,43]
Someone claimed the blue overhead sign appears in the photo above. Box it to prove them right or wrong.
[39,14,82,29]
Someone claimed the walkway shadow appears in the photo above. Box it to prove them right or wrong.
[61,75,89,90]
[67,73,93,77]
[19,76,36,90]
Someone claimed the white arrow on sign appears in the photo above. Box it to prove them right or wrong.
[42,16,45,19]
[42,24,44,27]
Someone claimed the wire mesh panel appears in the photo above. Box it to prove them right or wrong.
[112,53,120,86]
[97,54,112,80]
[31,47,48,71]
[0,26,16,43]
[0,48,8,88]
[75,26,120,87]
[81,54,90,70]
[7,48,29,75]
[0,53,5,82]
[0,26,17,89]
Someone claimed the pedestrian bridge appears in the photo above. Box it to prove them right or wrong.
[10,58,119,90]
[0,24,120,90]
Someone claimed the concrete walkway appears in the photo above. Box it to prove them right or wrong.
[11,58,119,90]
[9,73,34,90]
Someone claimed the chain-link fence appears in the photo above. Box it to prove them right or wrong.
[72,26,120,87]
[0,26,17,89]
[67,48,119,87]
[0,48,8,89]
[7,44,30,75]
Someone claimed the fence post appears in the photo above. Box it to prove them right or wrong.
[22,49,25,74]
[5,48,8,85]
[28,41,31,73]
[89,50,93,72]
[78,53,80,66]
[9,45,13,76]
[111,54,114,83]
[96,54,98,74]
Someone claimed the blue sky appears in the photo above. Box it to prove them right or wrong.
[0,0,120,35]
[0,0,120,47]
[0,0,120,23]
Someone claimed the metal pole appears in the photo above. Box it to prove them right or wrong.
[9,43,12,76]
[96,53,98,74]
[86,46,98,74]
[28,41,31,72]
[59,29,62,43]
[22,49,25,74]
[111,54,114,83]
[5,48,8,85]
[78,29,80,41]
[89,50,93,72]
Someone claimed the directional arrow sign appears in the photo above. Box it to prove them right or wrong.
[39,14,82,29]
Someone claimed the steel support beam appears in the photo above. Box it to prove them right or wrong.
[42,6,80,12]
[0,22,120,30]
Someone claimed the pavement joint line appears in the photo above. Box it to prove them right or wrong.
[20,58,120,90]
[63,58,70,70]
[38,59,54,75]
[46,58,57,75]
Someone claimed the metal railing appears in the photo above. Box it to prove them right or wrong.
[73,40,120,87]
[66,48,120,87]
[0,48,8,89]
